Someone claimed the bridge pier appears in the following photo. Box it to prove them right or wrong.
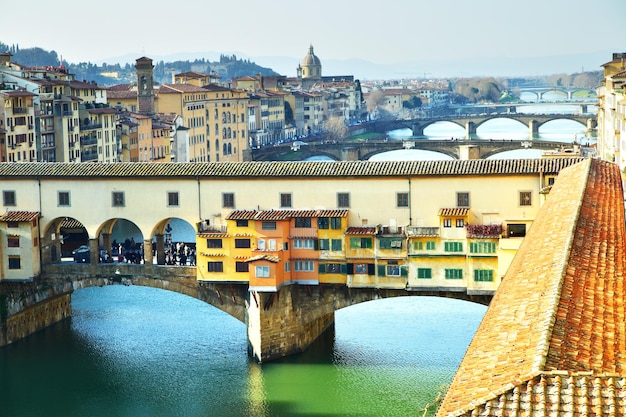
[342,147,361,161]
[465,121,476,139]
[246,286,336,363]
[528,120,540,138]
[410,123,424,137]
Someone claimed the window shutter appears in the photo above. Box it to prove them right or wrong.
[340,263,347,274]
[377,264,386,277]
[401,266,408,277]
[368,264,375,275]
[347,263,354,274]
[319,263,326,273]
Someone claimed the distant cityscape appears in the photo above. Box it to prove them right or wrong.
[0,42,621,170]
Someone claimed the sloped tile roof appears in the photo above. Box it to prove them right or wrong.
[437,159,626,416]
[246,254,280,263]
[345,226,376,235]
[0,158,583,179]
[226,209,348,221]
[0,211,39,222]
[438,208,469,217]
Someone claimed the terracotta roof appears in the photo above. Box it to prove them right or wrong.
[246,254,280,263]
[0,211,39,222]
[438,208,469,217]
[436,159,626,416]
[226,209,348,221]
[0,158,583,179]
[345,226,376,235]
[60,218,84,229]
[157,84,207,94]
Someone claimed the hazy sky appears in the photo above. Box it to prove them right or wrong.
[3,0,625,78]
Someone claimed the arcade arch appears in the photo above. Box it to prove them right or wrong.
[41,216,197,267]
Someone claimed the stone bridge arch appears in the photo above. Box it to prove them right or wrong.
[41,216,89,264]
[361,148,457,161]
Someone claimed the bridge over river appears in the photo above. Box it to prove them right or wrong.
[373,112,597,139]
[251,138,576,161]
[2,158,622,414]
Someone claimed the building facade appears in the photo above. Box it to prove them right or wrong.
[596,52,626,170]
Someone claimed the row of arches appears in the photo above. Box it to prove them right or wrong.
[42,216,197,266]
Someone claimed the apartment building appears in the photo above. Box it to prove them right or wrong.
[0,52,115,163]
[596,52,626,170]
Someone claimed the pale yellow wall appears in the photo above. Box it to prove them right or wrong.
[0,220,39,281]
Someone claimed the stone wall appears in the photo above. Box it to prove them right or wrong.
[1,293,71,345]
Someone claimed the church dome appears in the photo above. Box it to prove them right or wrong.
[301,45,321,67]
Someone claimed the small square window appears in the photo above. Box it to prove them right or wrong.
[280,193,292,208]
[457,192,469,207]
[397,192,409,208]
[3,190,16,206]
[7,236,19,248]
[337,192,350,208]
[443,218,452,228]
[235,262,249,272]
[58,191,70,207]
[8,256,21,269]
[167,192,179,207]
[294,218,311,228]
[262,221,276,230]
[207,261,224,272]
[519,191,532,206]
[112,191,125,207]
[256,265,270,277]
[223,193,235,208]
[456,219,465,228]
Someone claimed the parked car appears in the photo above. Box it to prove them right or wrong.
[73,246,90,263]
[72,245,89,255]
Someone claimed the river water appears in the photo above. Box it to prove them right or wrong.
[0,286,486,417]
[1,100,593,416]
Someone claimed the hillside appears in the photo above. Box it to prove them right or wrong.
[0,42,280,85]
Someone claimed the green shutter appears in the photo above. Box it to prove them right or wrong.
[319,263,326,273]
[340,263,347,274]
[377,264,386,277]
[401,265,408,277]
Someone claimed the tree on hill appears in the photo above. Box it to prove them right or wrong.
[453,77,504,103]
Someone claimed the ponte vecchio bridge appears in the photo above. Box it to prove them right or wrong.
[2,157,626,415]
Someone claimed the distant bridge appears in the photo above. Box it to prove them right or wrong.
[251,138,575,161]
[514,86,597,100]
[373,113,597,139]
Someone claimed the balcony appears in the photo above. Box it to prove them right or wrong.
[80,151,99,162]
[80,122,102,132]
[406,226,439,237]
[12,107,28,114]
[80,136,98,147]
[466,224,503,239]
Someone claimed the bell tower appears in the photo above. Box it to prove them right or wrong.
[135,57,155,114]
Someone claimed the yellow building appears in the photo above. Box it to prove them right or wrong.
[0,211,40,281]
